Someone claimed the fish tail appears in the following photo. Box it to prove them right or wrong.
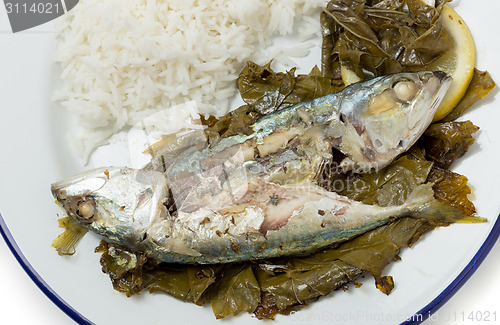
[404,183,486,223]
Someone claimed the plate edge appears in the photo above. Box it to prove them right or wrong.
[0,212,93,325]
[400,214,500,325]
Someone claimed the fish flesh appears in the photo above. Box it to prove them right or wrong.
[52,71,459,264]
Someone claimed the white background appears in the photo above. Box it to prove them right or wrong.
[1,234,500,324]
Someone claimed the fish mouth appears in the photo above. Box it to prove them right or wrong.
[428,71,452,113]
[432,70,450,82]
[407,70,451,120]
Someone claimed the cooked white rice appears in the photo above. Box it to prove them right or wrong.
[54,0,328,161]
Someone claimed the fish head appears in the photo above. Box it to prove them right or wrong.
[337,71,451,170]
[51,167,169,247]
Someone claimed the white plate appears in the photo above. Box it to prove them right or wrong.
[1,1,500,324]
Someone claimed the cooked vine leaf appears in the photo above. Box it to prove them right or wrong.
[208,265,261,319]
[254,293,280,320]
[427,167,476,216]
[95,241,147,297]
[142,264,221,305]
[375,276,395,295]
[237,61,296,115]
[253,217,434,318]
[186,266,220,304]
[96,241,222,303]
[442,69,496,122]
[258,260,362,311]
[237,61,341,115]
[280,66,343,107]
[201,104,262,142]
[325,155,433,206]
[322,0,452,79]
[421,121,479,169]
[142,267,193,302]
[320,9,344,79]
[333,218,435,277]
[337,241,399,278]
[324,1,400,78]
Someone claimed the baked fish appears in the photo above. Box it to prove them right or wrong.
[52,71,466,264]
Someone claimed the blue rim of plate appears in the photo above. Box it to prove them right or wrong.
[1,211,499,325]
[0,212,93,325]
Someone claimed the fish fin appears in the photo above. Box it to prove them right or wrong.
[144,129,208,173]
[52,216,89,256]
[143,134,178,156]
[404,183,486,224]
[455,216,488,224]
[145,128,207,157]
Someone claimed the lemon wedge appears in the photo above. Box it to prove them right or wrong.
[339,5,475,121]
[428,5,476,121]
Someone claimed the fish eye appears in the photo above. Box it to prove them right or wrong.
[75,198,96,224]
[393,80,419,102]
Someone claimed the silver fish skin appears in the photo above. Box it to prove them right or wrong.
[51,71,457,264]
[52,167,466,264]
